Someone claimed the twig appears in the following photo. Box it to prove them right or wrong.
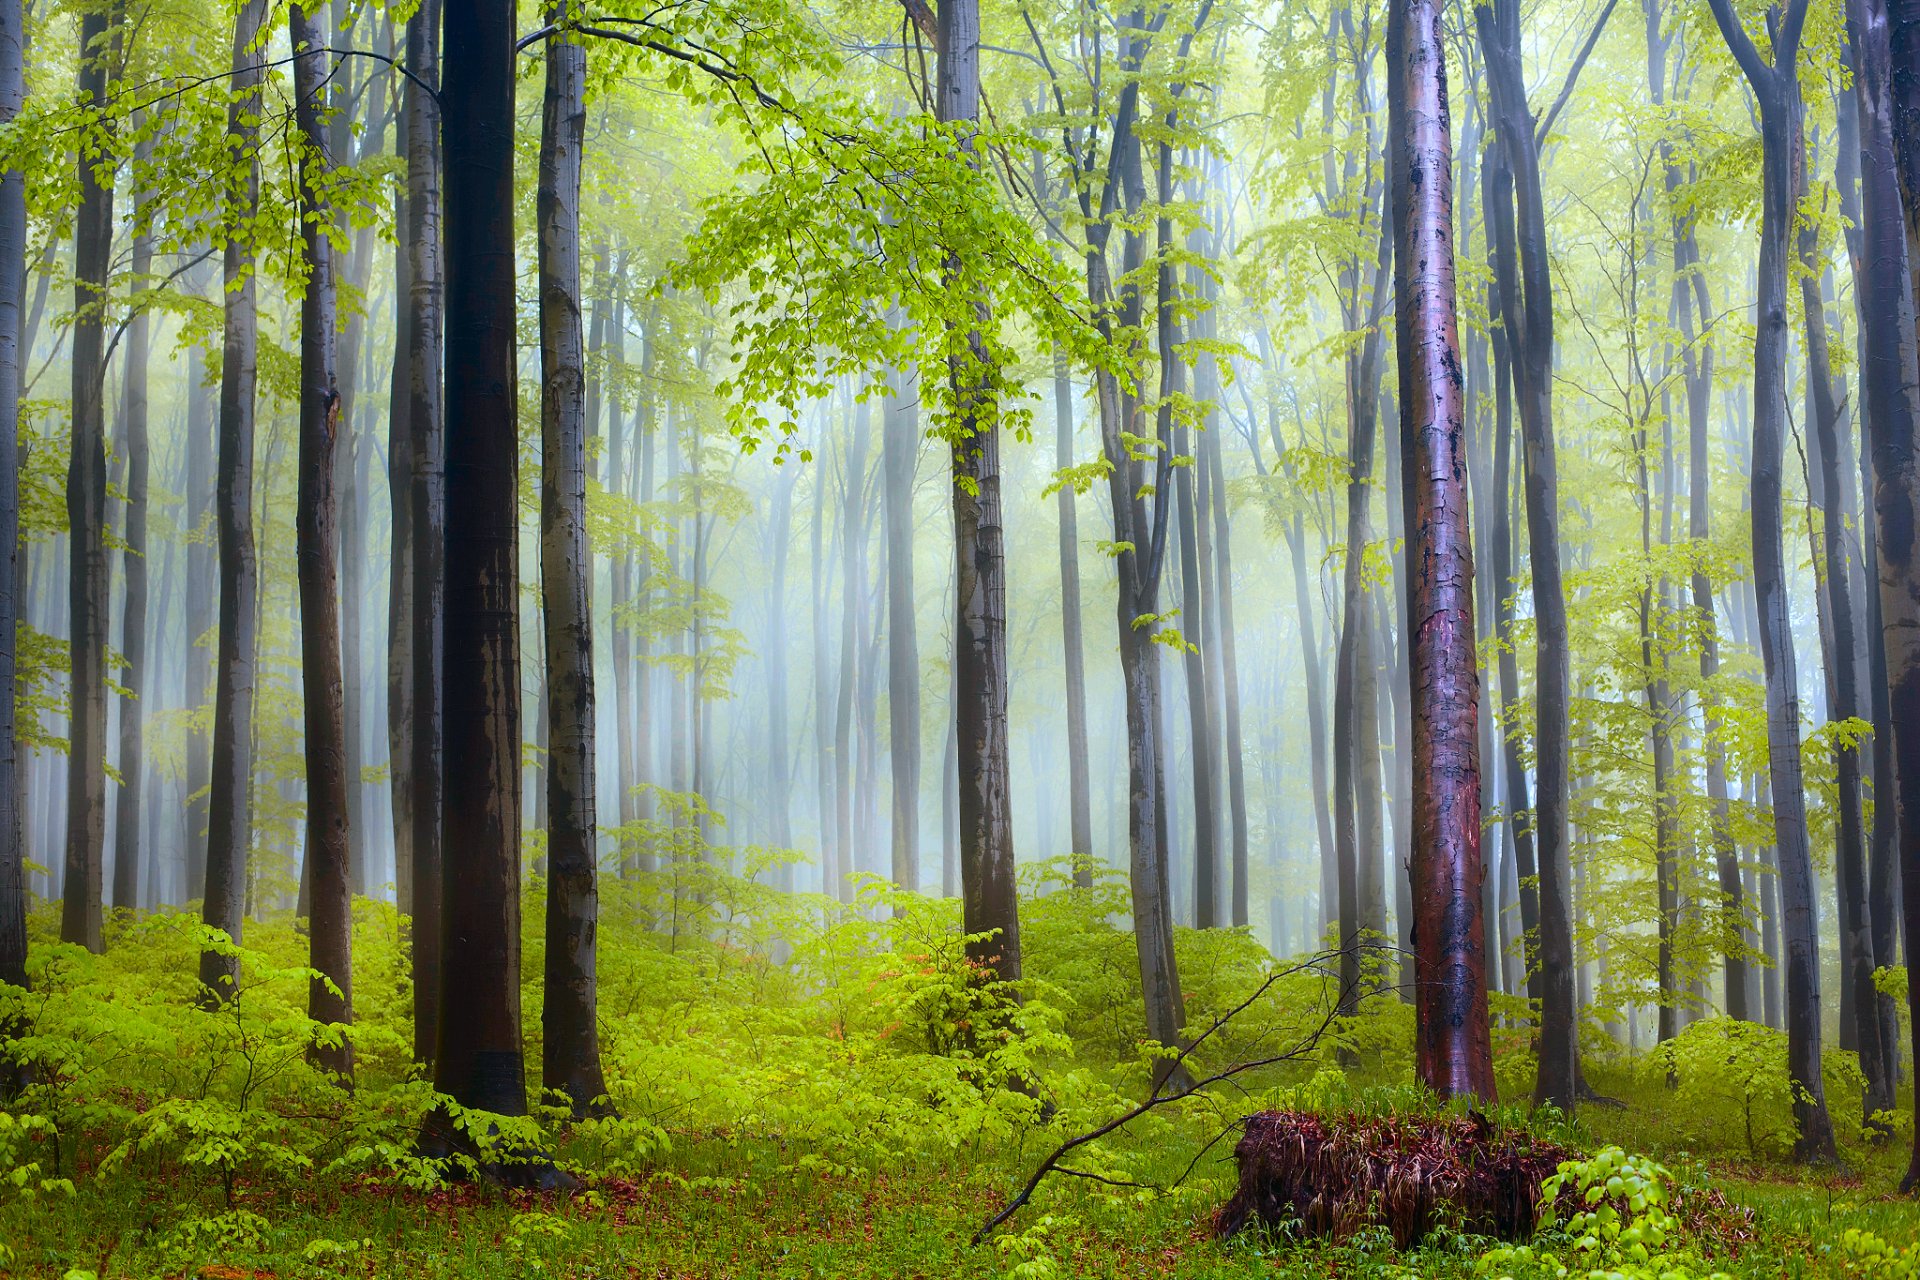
[972,947,1373,1244]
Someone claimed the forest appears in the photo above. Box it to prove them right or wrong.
[0,0,1918,1275]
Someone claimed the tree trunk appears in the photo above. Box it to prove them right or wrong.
[766,462,796,855]
[1799,167,1893,1117]
[940,0,1020,984]
[1389,0,1498,1100]
[389,104,414,915]
[434,0,529,1124]
[291,3,353,1082]
[1705,0,1838,1162]
[0,0,24,988]
[1283,508,1337,936]
[63,1,119,953]
[403,0,443,1067]
[1201,358,1249,927]
[112,124,152,912]
[834,401,867,897]
[200,0,267,997]
[1863,0,1920,1187]
[1477,0,1576,1109]
[1053,348,1093,886]
[536,7,608,1119]
[185,323,214,900]
[884,349,922,893]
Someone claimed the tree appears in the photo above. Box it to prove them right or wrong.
[1702,0,1839,1163]
[938,0,1020,986]
[112,123,152,914]
[290,1,353,1082]
[201,0,268,999]
[434,0,532,1127]
[1051,347,1093,886]
[537,1,610,1119]
[1474,0,1614,1112]
[1869,0,1920,1191]
[0,0,23,990]
[404,0,444,1068]
[63,0,120,954]
[1388,0,1497,1104]
[884,347,922,894]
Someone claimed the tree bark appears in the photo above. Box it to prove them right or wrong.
[1799,164,1893,1117]
[1705,0,1839,1163]
[112,124,152,912]
[63,1,119,953]
[940,0,1020,983]
[435,0,529,1123]
[1053,348,1093,885]
[537,5,608,1119]
[404,0,444,1068]
[1477,0,1576,1109]
[1389,0,1497,1102]
[0,0,24,988]
[1864,0,1920,1188]
[884,347,922,893]
[291,3,353,1082]
[1200,353,1249,927]
[200,0,267,997]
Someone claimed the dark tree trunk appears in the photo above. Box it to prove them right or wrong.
[404,0,444,1068]
[389,103,414,915]
[291,3,353,1082]
[1390,0,1498,1102]
[434,0,528,1121]
[884,350,922,892]
[113,125,152,912]
[1477,0,1576,1109]
[63,2,118,953]
[940,0,1020,983]
[1053,348,1093,884]
[1865,0,1920,1188]
[1484,148,1537,1006]
[1705,0,1839,1163]
[0,0,24,988]
[536,7,608,1118]
[1799,160,1893,1117]
[201,0,267,997]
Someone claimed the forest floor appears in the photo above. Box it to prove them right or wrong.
[7,1066,1915,1280]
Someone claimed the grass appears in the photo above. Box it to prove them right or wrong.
[4,1071,1915,1279]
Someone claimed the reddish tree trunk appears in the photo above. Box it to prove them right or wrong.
[1389,0,1497,1103]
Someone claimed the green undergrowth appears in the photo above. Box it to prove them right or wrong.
[0,848,1912,1278]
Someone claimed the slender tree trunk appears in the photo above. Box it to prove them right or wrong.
[201,0,267,996]
[834,401,866,897]
[1706,0,1838,1162]
[940,0,1020,983]
[404,0,444,1067]
[0,0,24,988]
[63,1,119,952]
[766,463,796,855]
[884,349,921,893]
[1800,182,1893,1116]
[112,125,152,912]
[1478,0,1576,1108]
[389,108,415,914]
[434,0,531,1126]
[536,7,607,1118]
[1175,406,1217,928]
[291,4,353,1081]
[1053,348,1093,885]
[1201,359,1249,927]
[1284,509,1337,935]
[1484,152,1540,1006]
[1388,0,1497,1099]
[185,327,214,899]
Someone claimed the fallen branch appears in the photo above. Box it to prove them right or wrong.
[973,947,1382,1243]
